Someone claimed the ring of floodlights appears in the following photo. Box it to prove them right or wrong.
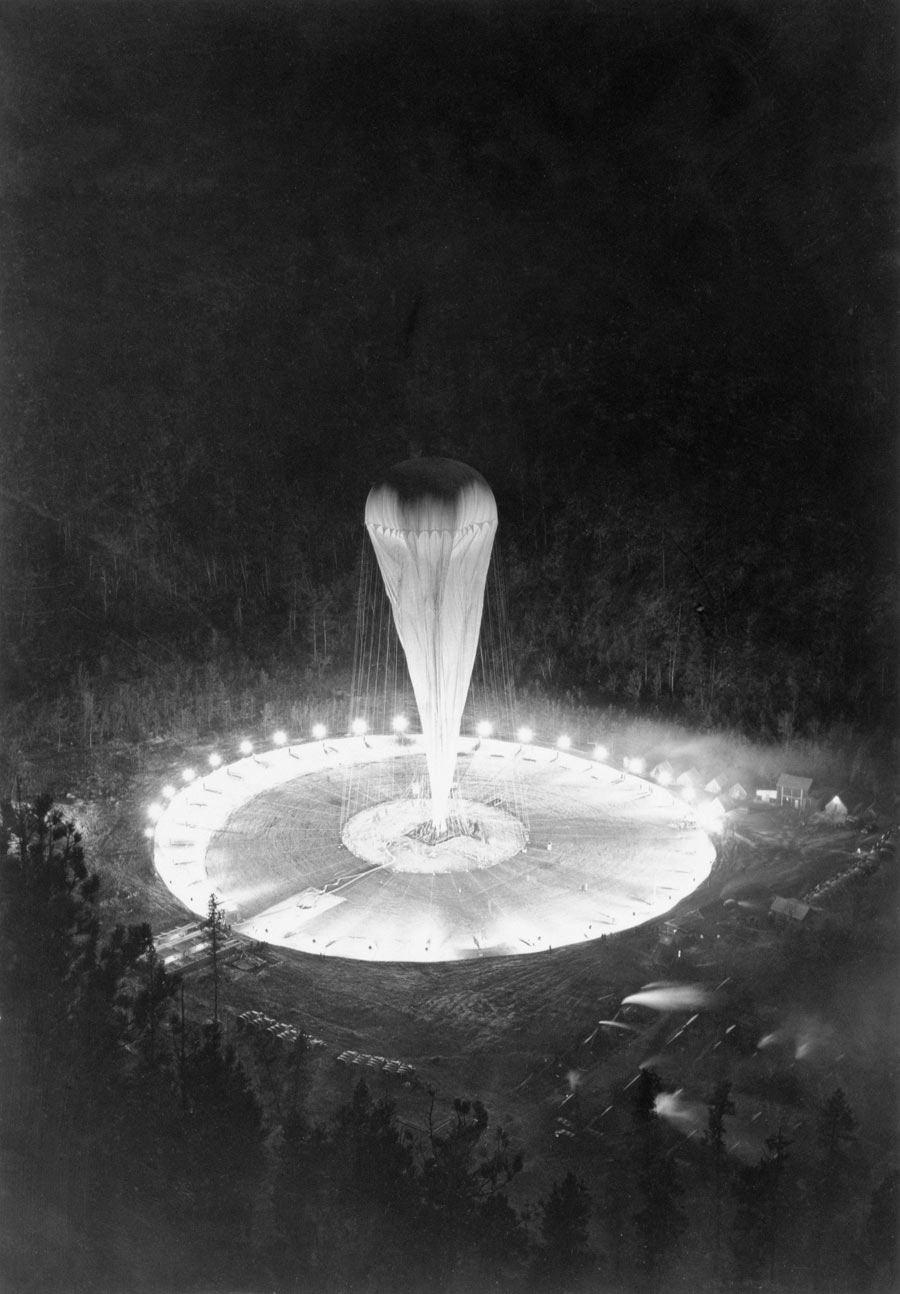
[151,735,716,963]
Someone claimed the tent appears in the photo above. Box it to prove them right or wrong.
[822,795,849,823]
[676,768,703,790]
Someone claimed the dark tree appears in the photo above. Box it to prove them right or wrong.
[810,1088,859,1293]
[530,1171,595,1291]
[631,1068,664,1140]
[326,1079,421,1290]
[273,1108,332,1289]
[420,1096,525,1291]
[633,1149,687,1289]
[705,1079,736,1278]
[0,794,99,1009]
[175,1023,266,1285]
[202,890,227,1027]
[730,1157,775,1284]
[130,935,182,1066]
[731,1125,793,1285]
[866,1169,899,1291]
[0,799,190,1288]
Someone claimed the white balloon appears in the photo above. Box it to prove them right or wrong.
[365,459,497,832]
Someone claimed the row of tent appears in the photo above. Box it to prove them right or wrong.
[646,761,855,821]
[336,1050,417,1079]
[236,1009,326,1050]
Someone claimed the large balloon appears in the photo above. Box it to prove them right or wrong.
[365,458,497,833]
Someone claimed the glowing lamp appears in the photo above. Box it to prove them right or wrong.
[475,720,493,738]
[208,753,222,768]
[161,784,177,800]
[147,802,163,821]
[351,718,368,737]
[311,723,327,740]
[181,768,196,784]
[143,826,155,839]
[557,735,571,751]
[391,715,409,733]
[272,730,287,746]
[517,726,534,745]
[592,744,609,762]
[239,739,253,756]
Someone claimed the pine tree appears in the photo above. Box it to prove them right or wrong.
[866,1169,898,1291]
[530,1171,595,1291]
[633,1148,687,1289]
[175,1023,266,1284]
[705,1079,736,1278]
[202,891,227,1027]
[811,1089,858,1292]
[731,1125,792,1285]
[420,1095,525,1291]
[623,1069,687,1288]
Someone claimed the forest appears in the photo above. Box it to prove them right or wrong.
[0,0,897,757]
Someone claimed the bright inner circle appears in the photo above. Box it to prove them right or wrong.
[341,798,528,873]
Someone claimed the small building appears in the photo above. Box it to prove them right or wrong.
[777,773,814,810]
[769,895,811,923]
[728,782,750,802]
[650,760,674,785]
[756,787,778,804]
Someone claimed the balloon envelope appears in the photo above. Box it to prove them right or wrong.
[365,458,497,831]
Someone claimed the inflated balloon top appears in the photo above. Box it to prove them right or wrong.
[365,458,497,833]
[365,457,497,534]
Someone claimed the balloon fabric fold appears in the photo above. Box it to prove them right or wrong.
[365,458,498,833]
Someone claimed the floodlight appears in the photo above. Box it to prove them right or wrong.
[143,826,155,839]
[351,718,368,736]
[208,753,222,768]
[272,730,287,746]
[181,768,196,783]
[557,735,571,750]
[239,739,253,756]
[475,720,493,738]
[311,723,327,740]
[391,715,409,733]
[147,802,163,821]
[161,784,177,800]
[517,726,534,744]
[592,744,609,762]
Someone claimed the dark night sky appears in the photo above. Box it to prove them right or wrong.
[1,0,897,725]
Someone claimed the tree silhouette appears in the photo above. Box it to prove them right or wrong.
[811,1088,859,1293]
[705,1079,736,1278]
[203,890,227,1028]
[176,1023,265,1285]
[732,1125,793,1285]
[530,1170,595,1291]
[866,1169,899,1290]
[420,1095,525,1291]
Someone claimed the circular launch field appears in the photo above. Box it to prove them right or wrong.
[152,737,715,962]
